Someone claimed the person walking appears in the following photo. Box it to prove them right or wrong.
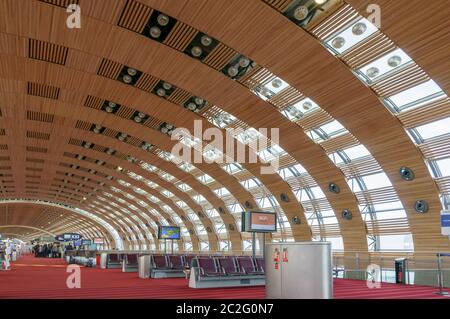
[4,243,12,270]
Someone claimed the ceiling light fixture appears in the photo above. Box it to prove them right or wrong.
[352,22,367,35]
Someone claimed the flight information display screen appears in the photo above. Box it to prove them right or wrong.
[158,226,181,239]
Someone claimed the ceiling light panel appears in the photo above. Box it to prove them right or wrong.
[184,31,219,60]
[143,10,177,42]
[325,17,378,55]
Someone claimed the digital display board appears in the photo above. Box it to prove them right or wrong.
[158,226,181,240]
[82,239,92,245]
[242,211,277,233]
[93,237,104,244]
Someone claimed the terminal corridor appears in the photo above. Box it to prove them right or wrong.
[1,255,449,299]
[0,0,449,305]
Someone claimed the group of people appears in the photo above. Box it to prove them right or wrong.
[32,243,66,258]
[0,242,14,270]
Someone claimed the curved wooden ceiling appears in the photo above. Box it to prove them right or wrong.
[0,0,448,253]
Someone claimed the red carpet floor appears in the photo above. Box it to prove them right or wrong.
[1,255,449,299]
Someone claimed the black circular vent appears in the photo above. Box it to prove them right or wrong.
[414,200,429,213]
[280,193,289,202]
[328,183,340,194]
[342,209,353,220]
[400,167,415,181]
[218,207,225,214]
[228,224,235,231]
[245,201,253,209]
[292,216,301,225]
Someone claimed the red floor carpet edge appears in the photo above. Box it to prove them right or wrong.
[1,255,449,299]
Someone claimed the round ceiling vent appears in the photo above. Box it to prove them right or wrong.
[292,216,301,225]
[342,209,353,220]
[399,167,415,181]
[280,193,289,202]
[414,200,429,213]
[328,183,340,194]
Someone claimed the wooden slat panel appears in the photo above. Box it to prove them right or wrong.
[117,0,152,33]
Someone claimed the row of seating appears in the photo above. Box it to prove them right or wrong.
[189,256,266,288]
[195,256,265,277]
[93,252,266,288]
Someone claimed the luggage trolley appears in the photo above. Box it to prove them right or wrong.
[435,253,450,296]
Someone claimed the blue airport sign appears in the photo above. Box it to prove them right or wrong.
[55,233,83,242]
[63,233,82,241]
[441,214,450,227]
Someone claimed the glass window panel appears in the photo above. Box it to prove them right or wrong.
[327,237,344,250]
[388,80,443,109]
[320,120,346,135]
[378,234,414,251]
[362,173,392,189]
[436,158,450,177]
[322,216,338,224]
[415,117,450,140]
[310,186,326,199]
[344,144,371,160]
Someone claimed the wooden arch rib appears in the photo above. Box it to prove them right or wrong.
[151,0,449,251]
[0,202,113,244]
[0,0,362,248]
[0,54,311,245]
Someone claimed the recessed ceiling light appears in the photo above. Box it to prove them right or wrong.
[157,14,169,26]
[238,58,250,68]
[366,67,380,78]
[157,88,166,96]
[122,75,132,84]
[127,68,137,76]
[388,55,402,67]
[331,37,345,49]
[187,102,197,111]
[150,26,161,38]
[201,35,212,46]
[352,22,367,35]
[162,82,172,90]
[227,66,238,77]
[271,79,282,88]
[294,6,309,21]
[191,46,202,57]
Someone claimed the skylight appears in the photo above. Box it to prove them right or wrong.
[179,162,194,172]
[176,182,191,191]
[145,180,158,188]
[235,127,261,145]
[326,17,378,54]
[222,163,243,174]
[197,174,214,184]
[140,162,157,172]
[203,147,223,162]
[320,120,346,136]
[358,48,412,82]
[387,79,444,111]
[160,172,175,181]
[414,117,450,140]
[211,111,237,128]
